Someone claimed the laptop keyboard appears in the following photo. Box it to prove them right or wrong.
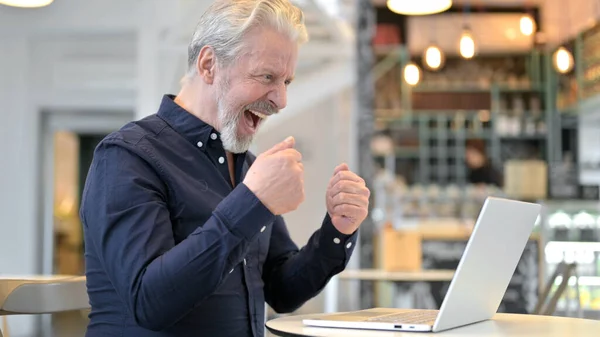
[366,310,438,324]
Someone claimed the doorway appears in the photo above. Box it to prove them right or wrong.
[38,110,133,337]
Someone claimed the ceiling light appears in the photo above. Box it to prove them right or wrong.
[387,0,452,15]
[459,29,475,59]
[520,15,535,36]
[404,63,421,86]
[553,47,574,74]
[423,45,445,71]
[0,0,53,7]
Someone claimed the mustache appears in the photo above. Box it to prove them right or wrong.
[244,101,278,115]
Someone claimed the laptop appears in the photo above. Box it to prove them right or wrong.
[303,197,541,333]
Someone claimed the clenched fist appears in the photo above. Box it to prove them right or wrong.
[326,163,370,235]
[243,136,305,215]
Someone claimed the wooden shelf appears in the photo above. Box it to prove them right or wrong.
[411,84,543,93]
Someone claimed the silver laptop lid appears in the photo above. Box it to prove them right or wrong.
[433,197,541,332]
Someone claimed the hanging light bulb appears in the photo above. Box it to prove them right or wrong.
[459,28,475,59]
[423,45,445,71]
[0,0,53,7]
[553,46,574,73]
[404,63,421,86]
[387,0,452,15]
[519,15,535,36]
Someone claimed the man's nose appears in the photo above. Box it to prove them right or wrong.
[268,83,287,110]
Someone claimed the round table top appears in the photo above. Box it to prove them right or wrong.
[0,275,89,314]
[0,274,83,282]
[266,312,600,337]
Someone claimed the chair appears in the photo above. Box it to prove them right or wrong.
[533,262,581,317]
[0,275,89,337]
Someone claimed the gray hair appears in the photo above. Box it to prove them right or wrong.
[184,0,309,79]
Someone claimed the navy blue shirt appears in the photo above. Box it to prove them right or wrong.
[80,95,358,337]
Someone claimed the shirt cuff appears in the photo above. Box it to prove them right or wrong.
[317,213,358,262]
[214,183,275,241]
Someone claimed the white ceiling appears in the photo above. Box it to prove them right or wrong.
[0,0,352,101]
[2,0,598,75]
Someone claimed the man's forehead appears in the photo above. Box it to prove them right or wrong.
[241,44,297,68]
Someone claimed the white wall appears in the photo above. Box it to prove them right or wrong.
[0,1,160,335]
[253,85,357,315]
[0,35,137,337]
[0,33,40,337]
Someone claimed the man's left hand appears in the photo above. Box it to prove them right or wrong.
[326,163,370,235]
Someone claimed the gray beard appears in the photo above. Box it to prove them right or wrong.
[217,93,254,154]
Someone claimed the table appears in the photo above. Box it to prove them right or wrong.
[266,312,600,336]
[0,275,89,337]
[0,274,88,315]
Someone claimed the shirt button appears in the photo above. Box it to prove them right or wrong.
[218,157,225,164]
[243,258,247,265]
[211,133,217,140]
[229,268,234,274]
[196,141,203,148]
[346,242,353,249]
[260,226,266,233]
[333,238,341,244]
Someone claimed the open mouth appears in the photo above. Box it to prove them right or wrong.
[243,109,268,130]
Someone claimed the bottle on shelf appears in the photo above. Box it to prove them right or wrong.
[548,210,573,241]
[573,211,598,242]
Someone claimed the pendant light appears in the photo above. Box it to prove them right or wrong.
[520,0,536,36]
[459,3,475,59]
[423,18,444,71]
[552,1,573,73]
[404,63,421,86]
[553,47,574,74]
[0,0,53,7]
[423,44,445,70]
[519,15,535,36]
[459,27,476,59]
[387,0,452,15]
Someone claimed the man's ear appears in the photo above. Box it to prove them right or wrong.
[196,46,217,84]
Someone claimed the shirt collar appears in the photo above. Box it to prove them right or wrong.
[156,94,220,151]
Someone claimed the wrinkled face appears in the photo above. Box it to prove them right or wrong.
[215,26,298,153]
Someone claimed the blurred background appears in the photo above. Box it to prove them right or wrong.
[1,0,600,336]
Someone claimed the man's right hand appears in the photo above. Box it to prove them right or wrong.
[243,136,305,215]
